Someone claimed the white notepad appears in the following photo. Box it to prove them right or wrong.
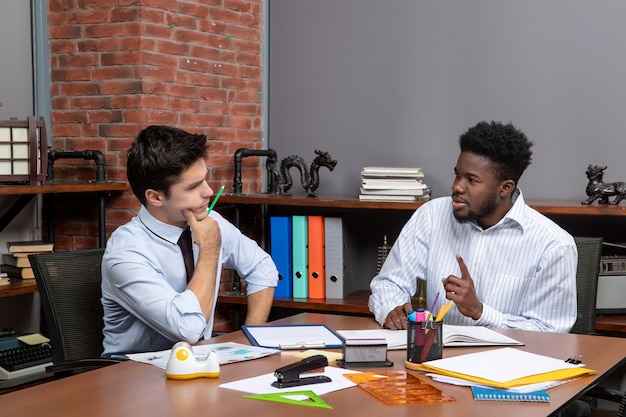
[442,325,524,347]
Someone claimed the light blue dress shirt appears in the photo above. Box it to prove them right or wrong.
[101,206,278,355]
[369,190,578,333]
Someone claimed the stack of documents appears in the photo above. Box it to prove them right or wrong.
[359,166,431,202]
[419,347,595,390]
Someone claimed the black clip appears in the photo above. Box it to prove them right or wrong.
[565,354,583,365]
[421,320,437,330]
[271,354,332,388]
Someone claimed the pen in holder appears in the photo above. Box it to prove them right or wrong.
[405,319,443,369]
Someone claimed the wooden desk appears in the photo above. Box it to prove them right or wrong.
[3,313,626,417]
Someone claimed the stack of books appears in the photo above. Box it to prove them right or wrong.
[359,166,431,202]
[1,240,54,280]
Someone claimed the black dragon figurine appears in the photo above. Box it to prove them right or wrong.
[582,164,626,205]
[277,150,337,197]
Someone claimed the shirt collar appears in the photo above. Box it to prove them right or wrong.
[498,188,526,230]
[137,206,186,245]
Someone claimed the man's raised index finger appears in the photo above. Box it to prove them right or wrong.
[455,253,469,278]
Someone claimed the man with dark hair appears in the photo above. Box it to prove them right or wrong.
[101,125,278,356]
[369,121,577,333]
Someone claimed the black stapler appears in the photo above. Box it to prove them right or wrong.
[271,354,332,388]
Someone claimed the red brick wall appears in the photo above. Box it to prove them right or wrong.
[47,0,265,247]
[47,0,267,331]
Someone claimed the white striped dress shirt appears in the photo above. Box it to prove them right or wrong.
[369,190,578,333]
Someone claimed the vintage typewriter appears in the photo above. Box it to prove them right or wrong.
[0,329,52,389]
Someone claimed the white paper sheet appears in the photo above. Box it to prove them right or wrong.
[219,366,360,396]
[126,342,280,369]
[423,347,584,384]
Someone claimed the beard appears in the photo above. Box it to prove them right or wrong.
[453,192,498,224]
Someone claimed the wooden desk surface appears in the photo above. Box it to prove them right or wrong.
[3,313,626,417]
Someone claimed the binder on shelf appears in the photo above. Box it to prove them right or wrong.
[324,216,357,299]
[270,216,292,298]
[307,215,325,299]
[291,215,308,298]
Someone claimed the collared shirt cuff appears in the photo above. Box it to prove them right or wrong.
[474,303,504,328]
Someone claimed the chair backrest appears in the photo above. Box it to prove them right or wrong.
[570,237,603,334]
[29,249,106,365]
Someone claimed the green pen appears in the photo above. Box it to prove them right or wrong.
[207,185,225,214]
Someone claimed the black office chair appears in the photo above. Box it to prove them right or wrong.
[571,237,603,334]
[29,249,123,376]
[567,237,626,416]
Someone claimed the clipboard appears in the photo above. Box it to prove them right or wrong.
[242,324,344,349]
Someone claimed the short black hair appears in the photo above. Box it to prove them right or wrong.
[459,121,533,185]
[127,125,208,206]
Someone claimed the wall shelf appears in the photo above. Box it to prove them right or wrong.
[217,193,626,326]
[219,193,626,216]
[0,181,128,300]
[0,181,127,196]
[219,289,371,315]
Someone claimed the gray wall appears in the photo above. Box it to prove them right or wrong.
[0,0,41,334]
[268,1,626,200]
[0,0,34,119]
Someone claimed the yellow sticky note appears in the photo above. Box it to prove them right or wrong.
[18,333,50,345]
[294,349,343,364]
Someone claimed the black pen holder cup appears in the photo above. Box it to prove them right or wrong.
[405,320,443,369]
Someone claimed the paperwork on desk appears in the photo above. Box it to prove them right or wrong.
[336,325,524,350]
[126,342,280,369]
[417,347,595,389]
[427,373,577,393]
[219,365,360,396]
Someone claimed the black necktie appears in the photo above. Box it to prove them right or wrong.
[177,227,195,282]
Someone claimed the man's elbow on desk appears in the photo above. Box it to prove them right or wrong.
[171,312,209,344]
[176,326,206,345]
